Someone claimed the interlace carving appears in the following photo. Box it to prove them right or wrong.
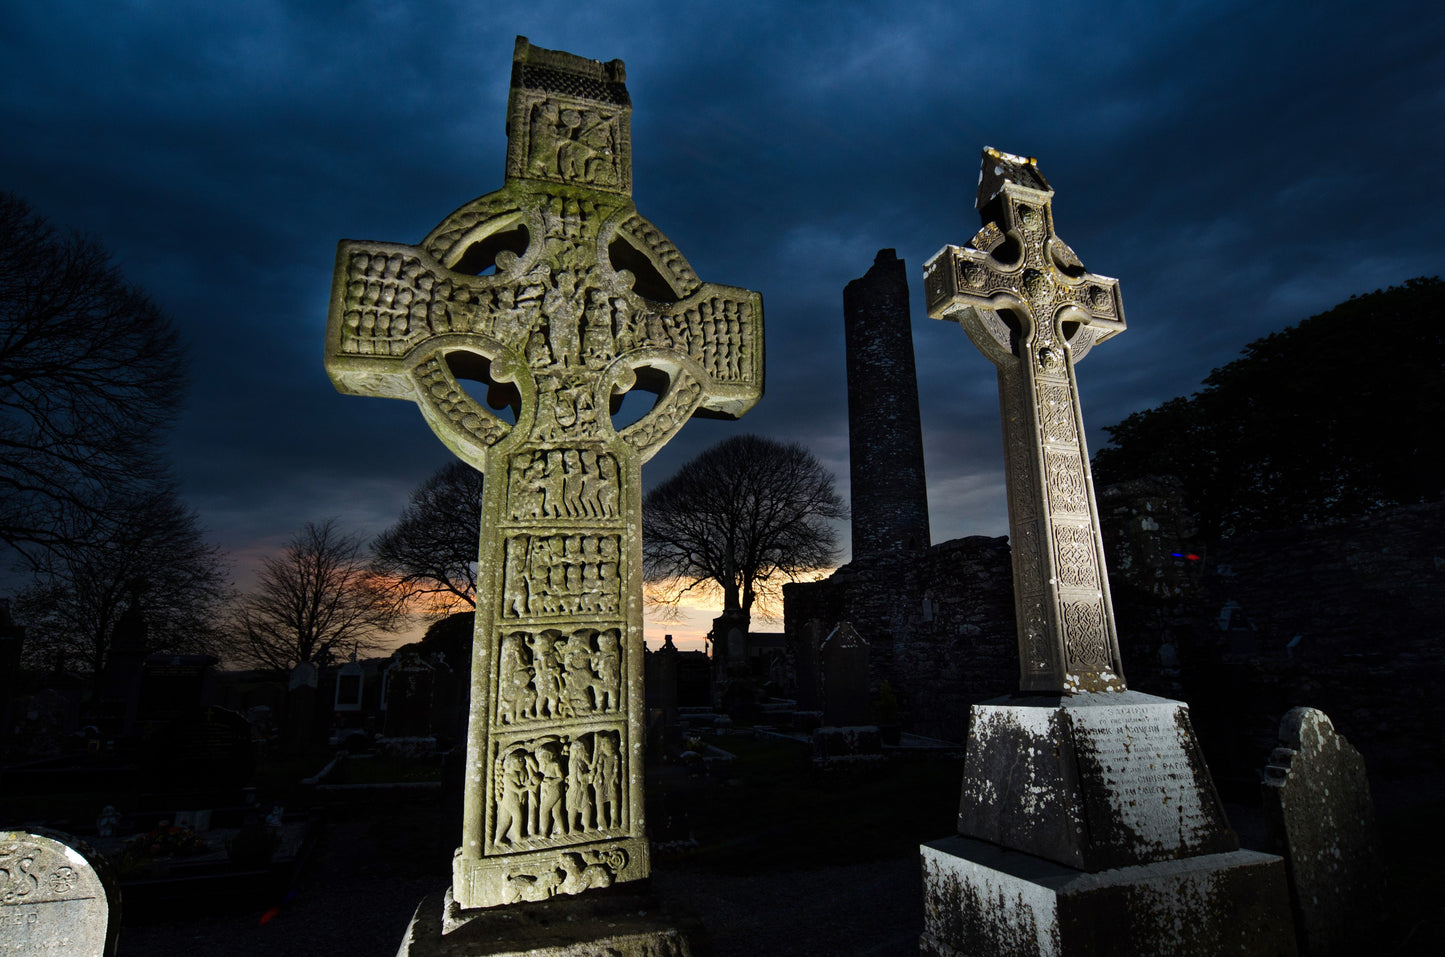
[924,147,1126,694]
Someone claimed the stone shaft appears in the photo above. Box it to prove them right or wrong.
[324,38,762,910]
[844,249,930,560]
[924,148,1126,694]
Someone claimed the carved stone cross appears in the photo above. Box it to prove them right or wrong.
[924,147,1125,694]
[324,38,762,909]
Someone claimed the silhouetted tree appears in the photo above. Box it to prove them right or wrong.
[371,461,483,614]
[1093,277,1445,539]
[642,434,846,621]
[0,192,186,564]
[13,482,230,678]
[232,519,402,672]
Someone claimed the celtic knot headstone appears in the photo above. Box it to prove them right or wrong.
[324,37,762,910]
[924,147,1126,694]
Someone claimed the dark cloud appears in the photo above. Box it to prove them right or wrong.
[3,0,1441,597]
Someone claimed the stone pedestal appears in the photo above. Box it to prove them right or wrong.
[396,885,701,957]
[920,837,1296,957]
[957,692,1237,871]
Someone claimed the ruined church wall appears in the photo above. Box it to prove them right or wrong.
[783,536,1015,742]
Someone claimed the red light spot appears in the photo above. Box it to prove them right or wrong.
[259,906,280,925]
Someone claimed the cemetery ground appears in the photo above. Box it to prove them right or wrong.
[79,731,1443,956]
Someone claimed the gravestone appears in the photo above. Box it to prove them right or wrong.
[653,635,681,754]
[284,662,318,752]
[1262,707,1385,957]
[919,148,1295,956]
[792,618,823,713]
[327,37,759,948]
[820,622,870,727]
[383,650,437,737]
[0,829,120,956]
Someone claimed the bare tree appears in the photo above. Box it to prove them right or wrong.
[14,482,230,679]
[371,461,483,615]
[231,519,403,672]
[0,192,185,564]
[642,434,847,621]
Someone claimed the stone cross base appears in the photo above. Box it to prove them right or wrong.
[396,885,701,957]
[453,837,650,909]
[920,837,1297,957]
[957,692,1237,871]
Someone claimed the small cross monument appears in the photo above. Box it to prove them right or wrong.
[925,147,1124,695]
[325,38,762,915]
[917,150,1293,956]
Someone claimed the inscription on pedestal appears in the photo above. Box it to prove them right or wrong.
[1067,701,1232,866]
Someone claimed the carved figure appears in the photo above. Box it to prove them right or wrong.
[535,743,567,837]
[494,750,530,844]
[592,734,621,829]
[592,631,621,711]
[566,738,595,832]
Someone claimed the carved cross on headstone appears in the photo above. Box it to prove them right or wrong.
[924,147,1125,694]
[324,38,762,910]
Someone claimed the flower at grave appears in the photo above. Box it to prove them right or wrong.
[122,824,211,860]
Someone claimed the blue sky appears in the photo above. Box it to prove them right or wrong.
[4,1,1442,645]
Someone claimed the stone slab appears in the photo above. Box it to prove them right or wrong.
[1262,707,1385,957]
[957,692,1236,871]
[920,835,1296,957]
[0,828,120,957]
[396,885,700,956]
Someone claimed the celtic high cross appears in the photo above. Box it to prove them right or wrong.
[924,147,1125,694]
[324,38,762,909]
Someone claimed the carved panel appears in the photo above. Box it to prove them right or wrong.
[521,98,625,190]
[1063,599,1109,672]
[502,533,622,618]
[1013,519,1042,598]
[491,729,625,850]
[1053,522,1098,589]
[614,297,757,384]
[500,847,629,904]
[507,449,620,522]
[496,628,623,725]
[1038,382,1077,443]
[1044,448,1088,516]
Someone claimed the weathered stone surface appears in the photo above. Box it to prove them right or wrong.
[920,836,1296,957]
[0,829,120,957]
[397,886,700,956]
[785,535,1017,742]
[844,248,930,561]
[957,692,1236,871]
[324,37,761,912]
[1262,707,1385,957]
[925,147,1126,695]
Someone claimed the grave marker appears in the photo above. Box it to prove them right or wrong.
[326,37,761,915]
[0,829,119,957]
[919,148,1295,956]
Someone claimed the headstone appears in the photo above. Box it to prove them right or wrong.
[820,622,870,727]
[285,662,318,752]
[792,618,823,713]
[919,148,1295,956]
[383,650,436,737]
[326,35,760,941]
[654,635,680,754]
[0,828,120,956]
[1262,707,1385,957]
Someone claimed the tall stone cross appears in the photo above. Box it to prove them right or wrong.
[324,38,762,910]
[924,148,1125,695]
